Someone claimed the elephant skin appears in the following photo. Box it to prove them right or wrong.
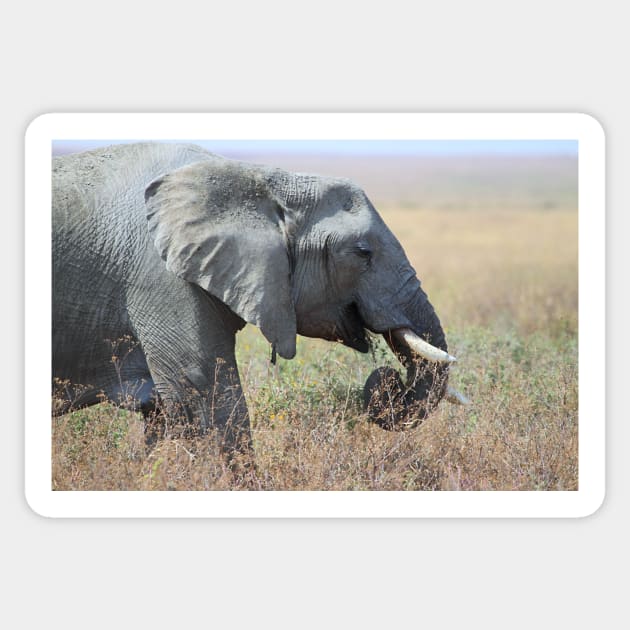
[52,142,450,450]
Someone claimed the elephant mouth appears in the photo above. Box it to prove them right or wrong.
[338,302,371,353]
[334,304,470,430]
[338,303,437,357]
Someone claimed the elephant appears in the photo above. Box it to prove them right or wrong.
[52,142,466,452]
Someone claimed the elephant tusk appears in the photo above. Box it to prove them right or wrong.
[445,386,471,405]
[393,328,458,364]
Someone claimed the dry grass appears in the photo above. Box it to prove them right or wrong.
[52,202,578,491]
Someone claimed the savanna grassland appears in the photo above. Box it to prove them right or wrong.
[52,154,578,491]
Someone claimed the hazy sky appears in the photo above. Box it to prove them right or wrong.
[52,139,578,157]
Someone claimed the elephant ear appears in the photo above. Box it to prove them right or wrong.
[145,159,296,359]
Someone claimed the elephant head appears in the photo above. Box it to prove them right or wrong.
[144,154,465,430]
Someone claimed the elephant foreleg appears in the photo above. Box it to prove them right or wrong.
[127,280,251,452]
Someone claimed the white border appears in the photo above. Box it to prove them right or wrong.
[25,113,605,518]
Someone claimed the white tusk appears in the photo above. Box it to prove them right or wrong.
[445,386,470,405]
[393,328,458,364]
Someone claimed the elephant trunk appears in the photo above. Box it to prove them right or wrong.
[363,294,455,430]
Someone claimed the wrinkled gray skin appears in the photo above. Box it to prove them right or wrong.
[53,143,449,450]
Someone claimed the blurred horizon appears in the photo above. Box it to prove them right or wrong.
[52,139,578,212]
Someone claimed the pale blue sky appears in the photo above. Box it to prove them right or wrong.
[53,139,578,157]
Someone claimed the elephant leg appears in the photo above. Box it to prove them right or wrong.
[145,356,250,451]
[127,281,251,452]
[144,365,250,451]
[52,384,104,416]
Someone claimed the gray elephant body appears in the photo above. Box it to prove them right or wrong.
[53,142,450,449]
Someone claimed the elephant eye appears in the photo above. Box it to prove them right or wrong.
[354,244,373,259]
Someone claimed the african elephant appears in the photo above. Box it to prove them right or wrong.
[52,142,465,451]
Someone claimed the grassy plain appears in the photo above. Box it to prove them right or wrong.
[52,155,578,491]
